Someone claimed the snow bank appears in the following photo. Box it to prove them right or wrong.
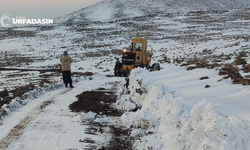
[116,68,250,150]
[0,83,63,121]
[0,75,93,121]
[80,111,97,123]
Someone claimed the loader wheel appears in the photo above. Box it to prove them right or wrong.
[151,63,161,71]
[123,73,128,77]
[155,66,160,70]
[139,63,145,68]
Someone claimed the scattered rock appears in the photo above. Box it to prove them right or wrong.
[220,64,234,72]
[3,96,11,104]
[0,89,8,99]
[205,85,210,88]
[136,88,144,95]
[241,79,250,85]
[217,79,223,82]
[212,59,222,62]
[222,55,231,60]
[180,63,188,67]
[232,56,247,65]
[200,76,209,80]
[209,63,221,69]
[39,81,44,87]
[241,64,250,73]
[84,72,94,76]
[103,69,110,72]
[23,83,35,92]
[219,64,244,84]
[78,67,84,70]
[244,75,250,78]
[219,71,228,76]
[14,90,24,98]
[28,83,35,90]
[231,72,243,84]
[10,83,35,98]
[39,79,51,87]
[187,66,196,70]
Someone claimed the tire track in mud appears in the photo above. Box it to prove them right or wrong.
[69,81,133,150]
[0,88,72,149]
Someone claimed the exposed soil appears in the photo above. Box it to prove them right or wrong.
[70,90,122,116]
[69,87,133,150]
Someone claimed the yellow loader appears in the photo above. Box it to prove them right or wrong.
[114,37,160,76]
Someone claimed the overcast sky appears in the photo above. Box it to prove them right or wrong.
[0,0,103,19]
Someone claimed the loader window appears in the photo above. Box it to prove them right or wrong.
[134,43,142,51]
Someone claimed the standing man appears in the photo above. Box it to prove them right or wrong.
[60,51,74,88]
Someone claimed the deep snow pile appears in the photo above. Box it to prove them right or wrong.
[116,68,250,150]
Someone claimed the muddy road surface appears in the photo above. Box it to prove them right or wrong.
[69,86,133,150]
[0,78,132,150]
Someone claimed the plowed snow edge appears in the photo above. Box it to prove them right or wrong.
[0,88,72,149]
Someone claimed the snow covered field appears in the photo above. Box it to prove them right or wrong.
[1,2,250,149]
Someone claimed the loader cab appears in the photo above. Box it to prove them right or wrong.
[131,37,148,67]
[114,37,155,76]
[134,43,142,51]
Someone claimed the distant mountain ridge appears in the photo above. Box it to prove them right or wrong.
[55,0,250,23]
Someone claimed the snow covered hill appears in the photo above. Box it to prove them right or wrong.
[56,0,250,23]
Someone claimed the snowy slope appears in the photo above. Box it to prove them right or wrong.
[56,0,250,22]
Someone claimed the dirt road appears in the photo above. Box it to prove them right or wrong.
[0,77,131,150]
